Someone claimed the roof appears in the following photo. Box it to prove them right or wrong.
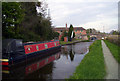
[73,27,86,30]
[53,27,68,31]
[53,27,86,31]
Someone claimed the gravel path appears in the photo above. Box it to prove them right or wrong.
[101,40,119,79]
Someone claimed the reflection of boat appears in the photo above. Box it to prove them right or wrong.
[1,39,61,66]
[2,52,60,79]
[26,53,60,75]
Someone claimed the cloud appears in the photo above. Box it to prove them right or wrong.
[80,18,118,32]
[45,0,119,32]
[46,0,119,3]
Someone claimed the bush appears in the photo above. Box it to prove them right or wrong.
[107,35,119,46]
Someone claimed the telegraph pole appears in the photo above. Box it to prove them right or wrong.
[47,9,50,20]
[103,26,105,38]
[103,26,104,33]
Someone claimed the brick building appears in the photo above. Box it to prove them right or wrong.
[53,24,87,40]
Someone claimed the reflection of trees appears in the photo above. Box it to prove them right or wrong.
[61,45,75,61]
[69,49,75,61]
[61,46,68,54]
[61,46,69,59]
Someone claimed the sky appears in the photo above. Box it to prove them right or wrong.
[40,0,119,33]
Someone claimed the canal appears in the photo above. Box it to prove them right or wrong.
[2,42,92,80]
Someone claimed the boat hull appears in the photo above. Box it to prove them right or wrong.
[2,46,61,66]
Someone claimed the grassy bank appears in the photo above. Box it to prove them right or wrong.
[104,40,120,63]
[81,40,90,42]
[68,40,106,79]
[60,40,89,45]
[59,41,73,45]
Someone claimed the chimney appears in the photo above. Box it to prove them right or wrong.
[66,23,67,30]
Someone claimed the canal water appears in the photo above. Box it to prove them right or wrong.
[2,42,92,80]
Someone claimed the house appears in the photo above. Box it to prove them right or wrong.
[53,24,87,40]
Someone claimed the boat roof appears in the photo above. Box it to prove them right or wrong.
[23,40,59,45]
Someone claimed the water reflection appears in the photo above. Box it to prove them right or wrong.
[69,49,75,61]
[52,42,92,79]
[25,53,60,75]
[61,45,76,61]
[2,52,60,80]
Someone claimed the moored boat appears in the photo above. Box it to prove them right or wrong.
[1,39,61,66]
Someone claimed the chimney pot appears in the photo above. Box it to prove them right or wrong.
[66,23,67,30]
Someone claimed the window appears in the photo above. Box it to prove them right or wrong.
[61,30,62,32]
[28,48,31,51]
[45,59,48,63]
[76,30,77,32]
[37,63,39,68]
[16,40,22,47]
[81,30,83,32]
[54,43,56,46]
[36,46,39,50]
[45,44,48,49]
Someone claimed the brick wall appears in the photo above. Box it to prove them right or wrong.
[74,30,86,35]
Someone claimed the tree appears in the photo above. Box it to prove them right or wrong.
[87,28,99,34]
[20,2,54,41]
[111,30,119,35]
[2,2,24,39]
[61,30,68,41]
[73,32,75,38]
[68,24,74,41]
[2,2,55,42]
[53,32,59,38]
[63,30,68,37]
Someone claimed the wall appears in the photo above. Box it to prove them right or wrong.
[74,30,86,35]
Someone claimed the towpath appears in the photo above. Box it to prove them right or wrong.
[101,40,119,79]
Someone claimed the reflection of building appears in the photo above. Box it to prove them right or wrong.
[53,24,87,40]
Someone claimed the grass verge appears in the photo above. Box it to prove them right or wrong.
[104,40,120,63]
[81,40,90,42]
[68,40,106,79]
[60,40,90,45]
[59,41,73,45]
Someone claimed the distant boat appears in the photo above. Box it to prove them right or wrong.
[1,39,61,66]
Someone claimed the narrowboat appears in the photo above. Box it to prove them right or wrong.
[1,39,61,66]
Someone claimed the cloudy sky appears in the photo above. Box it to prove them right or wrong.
[43,0,119,33]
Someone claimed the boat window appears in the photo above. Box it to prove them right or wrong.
[36,46,39,50]
[16,40,22,47]
[28,48,31,51]
[45,44,48,49]
[45,59,48,63]
[54,43,56,46]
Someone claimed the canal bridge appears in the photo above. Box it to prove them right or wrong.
[87,33,107,40]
